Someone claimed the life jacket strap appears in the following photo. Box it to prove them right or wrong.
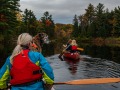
[33,70,43,75]
[12,79,42,87]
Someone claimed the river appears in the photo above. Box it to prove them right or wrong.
[46,54,120,90]
[0,42,120,90]
[44,43,120,90]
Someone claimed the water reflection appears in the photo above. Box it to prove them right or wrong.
[49,54,120,90]
[63,57,80,75]
[80,45,120,64]
[0,42,120,65]
[0,42,120,90]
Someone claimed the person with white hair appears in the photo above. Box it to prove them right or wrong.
[0,33,54,90]
[66,39,78,53]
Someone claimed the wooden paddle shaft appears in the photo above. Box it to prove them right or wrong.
[54,78,120,85]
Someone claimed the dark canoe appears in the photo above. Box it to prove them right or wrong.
[63,52,80,60]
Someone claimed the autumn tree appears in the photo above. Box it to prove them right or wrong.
[40,11,55,39]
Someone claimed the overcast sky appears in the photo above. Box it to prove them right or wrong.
[20,0,120,24]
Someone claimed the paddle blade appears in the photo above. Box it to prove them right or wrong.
[55,78,120,85]
[77,48,84,51]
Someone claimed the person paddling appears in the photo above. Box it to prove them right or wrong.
[66,39,78,53]
[0,33,54,90]
[58,39,72,60]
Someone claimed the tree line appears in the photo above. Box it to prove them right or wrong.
[0,1,120,45]
[72,3,120,39]
[0,0,55,45]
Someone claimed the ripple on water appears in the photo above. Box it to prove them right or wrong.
[46,54,120,90]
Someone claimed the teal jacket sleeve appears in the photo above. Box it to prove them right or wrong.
[0,57,11,89]
[29,51,54,84]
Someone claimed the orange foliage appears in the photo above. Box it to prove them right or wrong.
[46,20,51,26]
[0,14,7,22]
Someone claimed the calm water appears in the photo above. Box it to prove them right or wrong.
[47,54,120,90]
[0,43,120,90]
[44,43,120,90]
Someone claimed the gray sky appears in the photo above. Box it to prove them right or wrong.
[20,0,120,24]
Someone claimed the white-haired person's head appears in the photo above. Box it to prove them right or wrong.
[10,33,33,64]
[71,40,77,46]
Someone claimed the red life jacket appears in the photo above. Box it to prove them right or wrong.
[71,45,77,50]
[10,49,42,85]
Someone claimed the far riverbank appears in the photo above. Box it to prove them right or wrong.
[77,37,120,47]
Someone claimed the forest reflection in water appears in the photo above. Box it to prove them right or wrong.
[0,41,120,67]
[42,41,120,64]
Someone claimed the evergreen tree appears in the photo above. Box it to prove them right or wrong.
[0,0,20,42]
[72,14,79,37]
[0,0,20,31]
[113,6,120,37]
[84,3,95,37]
[22,9,37,35]
[94,3,106,37]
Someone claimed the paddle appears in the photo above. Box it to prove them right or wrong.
[54,78,120,85]
[7,78,120,89]
[77,47,84,51]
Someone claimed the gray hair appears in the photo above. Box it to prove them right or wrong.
[71,40,77,46]
[10,33,33,64]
